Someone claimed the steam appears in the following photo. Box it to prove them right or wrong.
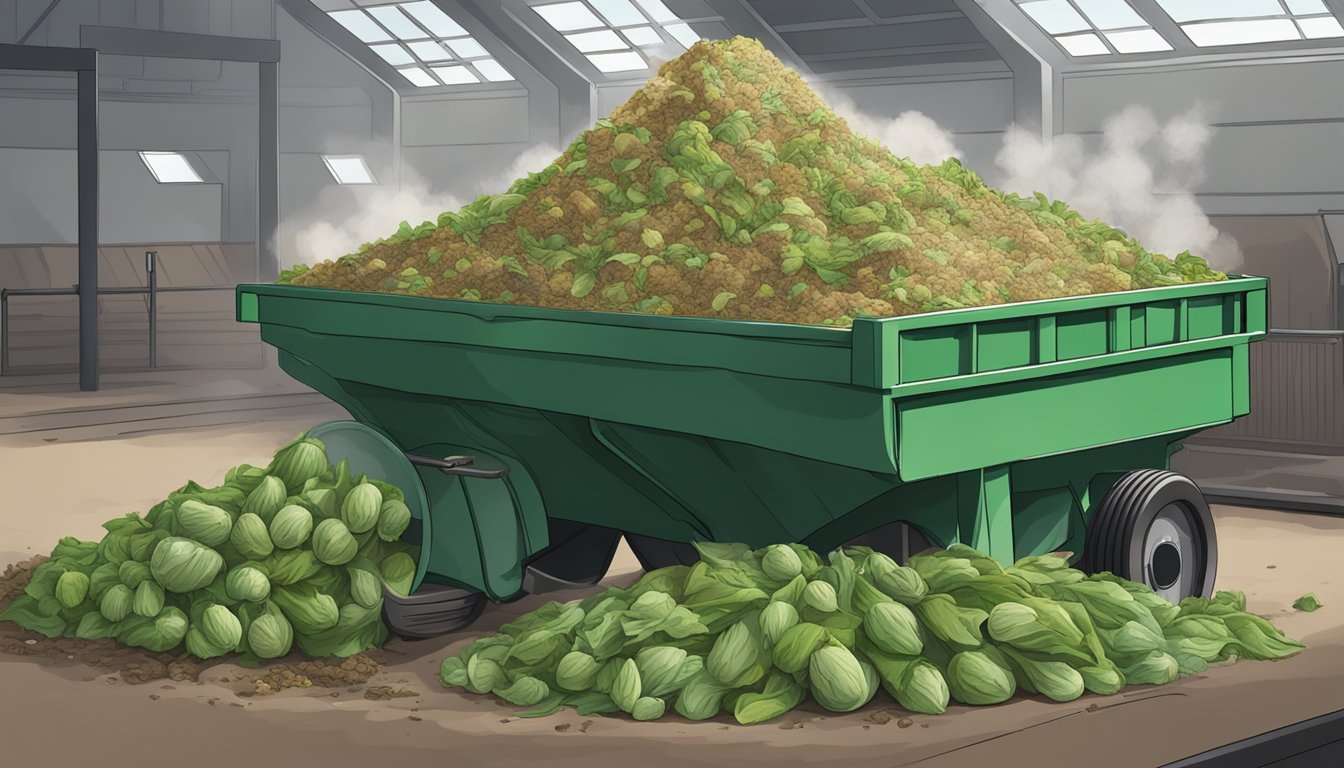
[276,144,559,269]
[813,82,962,166]
[993,106,1242,271]
[278,166,462,270]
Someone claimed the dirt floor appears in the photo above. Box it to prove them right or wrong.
[2,417,1342,767]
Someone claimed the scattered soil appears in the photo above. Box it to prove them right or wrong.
[1,555,382,695]
[363,684,420,700]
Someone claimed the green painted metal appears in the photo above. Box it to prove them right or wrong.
[237,276,1267,599]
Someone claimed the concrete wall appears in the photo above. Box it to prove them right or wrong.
[827,74,1016,173]
[1061,58,1344,215]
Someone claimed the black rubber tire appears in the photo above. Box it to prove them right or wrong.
[1083,469,1217,602]
[624,533,700,571]
[382,583,486,640]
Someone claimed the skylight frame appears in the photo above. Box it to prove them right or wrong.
[528,0,707,77]
[1153,0,1344,48]
[325,2,521,90]
[1016,0,1176,57]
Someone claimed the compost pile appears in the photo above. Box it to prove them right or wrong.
[284,36,1225,327]
[438,542,1301,724]
[0,436,419,661]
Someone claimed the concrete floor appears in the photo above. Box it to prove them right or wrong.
[0,390,1341,766]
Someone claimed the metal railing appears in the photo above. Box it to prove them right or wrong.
[1,250,236,375]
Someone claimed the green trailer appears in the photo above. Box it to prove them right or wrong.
[236,275,1268,638]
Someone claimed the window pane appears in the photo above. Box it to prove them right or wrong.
[140,152,203,183]
[370,43,415,65]
[635,0,677,23]
[473,59,515,82]
[567,29,629,52]
[1021,1,1091,34]
[1285,0,1328,13]
[328,10,392,43]
[322,156,376,185]
[398,67,439,87]
[407,40,453,61]
[431,65,481,84]
[586,50,648,72]
[535,2,604,31]
[399,1,467,37]
[447,37,489,58]
[1073,0,1146,30]
[1056,32,1110,55]
[1298,15,1344,38]
[367,6,427,40]
[664,22,699,47]
[590,0,646,26]
[621,26,663,46]
[1105,28,1174,52]
[1156,0,1284,23]
[1181,18,1300,45]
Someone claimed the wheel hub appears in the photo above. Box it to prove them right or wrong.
[1143,502,1199,602]
[1150,541,1182,589]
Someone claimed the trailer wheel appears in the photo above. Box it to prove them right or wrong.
[382,583,486,640]
[1084,469,1217,602]
[624,533,700,571]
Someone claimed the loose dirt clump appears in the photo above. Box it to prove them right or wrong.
[363,684,419,700]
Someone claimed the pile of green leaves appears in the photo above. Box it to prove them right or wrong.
[0,435,420,662]
[439,542,1302,724]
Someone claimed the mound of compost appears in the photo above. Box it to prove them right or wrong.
[285,36,1224,326]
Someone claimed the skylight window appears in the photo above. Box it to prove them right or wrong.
[322,155,376,185]
[1072,0,1145,29]
[532,0,706,74]
[398,67,439,87]
[1299,15,1344,37]
[1155,0,1282,23]
[407,40,452,61]
[1016,0,1172,56]
[621,26,662,46]
[1182,18,1300,45]
[587,50,648,72]
[325,3,517,87]
[431,65,480,85]
[1285,0,1328,13]
[635,0,677,24]
[473,59,514,82]
[139,152,204,183]
[446,37,488,58]
[366,6,424,40]
[1020,1,1090,34]
[329,9,392,43]
[400,1,466,37]
[370,43,414,66]
[535,2,604,31]
[590,0,646,26]
[567,29,628,52]
[1155,0,1344,47]
[1056,32,1110,55]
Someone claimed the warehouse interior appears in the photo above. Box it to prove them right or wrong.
[1,1,1343,763]
[3,0,1341,506]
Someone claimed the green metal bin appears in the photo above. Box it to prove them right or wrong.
[237,275,1267,631]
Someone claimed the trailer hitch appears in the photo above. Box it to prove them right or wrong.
[405,453,510,479]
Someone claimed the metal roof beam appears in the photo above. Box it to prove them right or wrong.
[952,0,1057,136]
[1125,0,1197,52]
[700,0,811,74]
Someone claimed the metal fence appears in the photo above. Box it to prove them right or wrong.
[0,250,235,375]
